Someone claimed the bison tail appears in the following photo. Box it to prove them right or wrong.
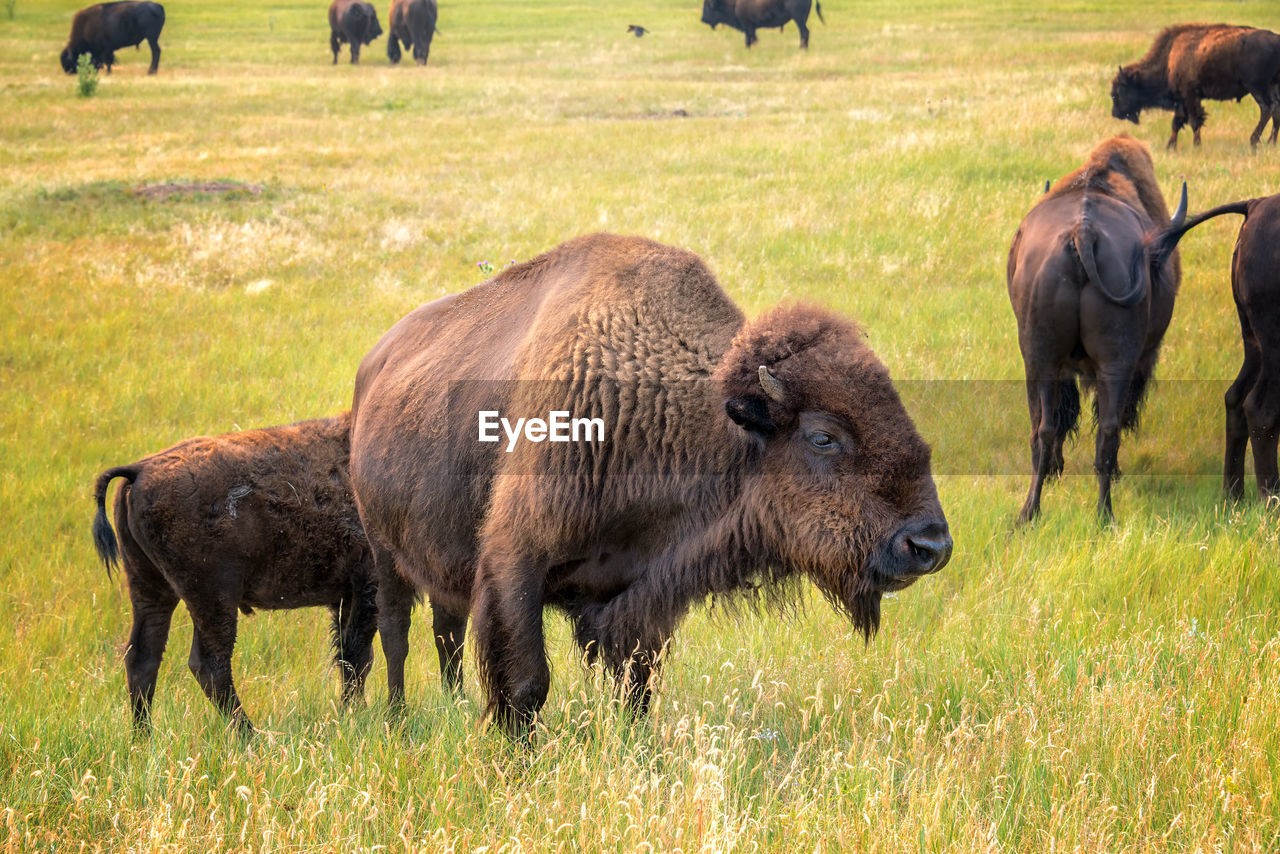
[1147,198,1255,272]
[815,1,825,24]
[1073,224,1145,307]
[92,465,139,579]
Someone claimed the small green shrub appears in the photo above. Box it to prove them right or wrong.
[75,53,98,97]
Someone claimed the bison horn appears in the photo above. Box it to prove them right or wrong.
[1171,180,1187,226]
[758,365,786,402]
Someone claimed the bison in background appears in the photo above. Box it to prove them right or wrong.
[701,0,823,49]
[387,0,437,66]
[60,1,165,75]
[329,0,383,64]
[1150,193,1280,497]
[350,233,951,739]
[1111,23,1280,150]
[91,412,377,733]
[1007,136,1188,524]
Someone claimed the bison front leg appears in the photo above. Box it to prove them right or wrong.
[387,34,402,64]
[431,601,468,696]
[334,578,379,705]
[471,544,550,740]
[744,27,757,48]
[1167,105,1187,151]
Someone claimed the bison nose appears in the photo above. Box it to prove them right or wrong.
[899,519,952,575]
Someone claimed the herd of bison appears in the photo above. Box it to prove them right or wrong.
[57,2,1280,738]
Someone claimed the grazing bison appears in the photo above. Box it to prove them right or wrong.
[1111,23,1280,150]
[350,233,951,737]
[60,1,165,75]
[329,0,383,65]
[1007,136,1188,523]
[91,412,377,733]
[387,0,437,66]
[701,0,824,49]
[1150,193,1280,497]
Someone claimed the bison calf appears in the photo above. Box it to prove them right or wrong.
[1111,23,1280,150]
[329,0,383,64]
[91,412,376,733]
[1151,194,1280,497]
[1007,135,1188,523]
[60,1,165,75]
[387,0,437,66]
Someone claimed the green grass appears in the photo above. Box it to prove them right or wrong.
[3,0,1280,850]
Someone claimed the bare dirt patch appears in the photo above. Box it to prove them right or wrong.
[133,181,266,200]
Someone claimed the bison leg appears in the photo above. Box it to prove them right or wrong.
[472,546,550,739]
[350,40,361,64]
[1167,106,1187,151]
[1224,309,1260,499]
[374,552,416,709]
[1092,371,1135,523]
[797,20,809,49]
[146,36,160,74]
[431,601,467,695]
[124,585,179,732]
[187,621,252,733]
[1245,362,1280,497]
[331,32,341,64]
[1187,100,1206,148]
[744,28,756,48]
[335,578,379,705]
[1017,376,1061,525]
[387,34,402,64]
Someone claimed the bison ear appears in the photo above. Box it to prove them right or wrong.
[725,394,776,437]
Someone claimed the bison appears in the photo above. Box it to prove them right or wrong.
[60,1,165,75]
[1111,23,1280,150]
[329,0,383,65]
[91,412,377,733]
[350,233,951,737]
[1149,193,1280,498]
[701,0,823,49]
[387,0,437,66]
[1007,136,1188,524]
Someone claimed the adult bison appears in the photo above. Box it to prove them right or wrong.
[701,0,823,49]
[387,0,436,66]
[329,0,382,65]
[1111,23,1280,150]
[1149,194,1280,498]
[350,233,951,737]
[92,412,377,733]
[60,1,165,75]
[1007,136,1188,524]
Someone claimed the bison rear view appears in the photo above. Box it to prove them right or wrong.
[349,232,951,739]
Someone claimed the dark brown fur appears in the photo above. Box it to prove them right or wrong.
[387,0,436,66]
[1150,194,1280,497]
[1111,23,1280,149]
[91,412,376,732]
[329,0,382,64]
[1007,136,1189,523]
[350,233,950,737]
[60,1,164,75]
[700,0,823,49]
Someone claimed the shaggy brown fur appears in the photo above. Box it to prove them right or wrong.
[91,412,376,733]
[1111,23,1280,149]
[328,0,382,64]
[350,233,950,737]
[700,0,823,49]
[1150,193,1280,497]
[60,1,164,75]
[1007,136,1189,523]
[387,0,436,66]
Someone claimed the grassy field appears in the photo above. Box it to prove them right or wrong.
[3,0,1280,850]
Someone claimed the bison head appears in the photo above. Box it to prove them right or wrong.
[717,305,951,638]
[701,0,732,29]
[1110,67,1142,123]
[363,4,383,43]
[60,47,78,74]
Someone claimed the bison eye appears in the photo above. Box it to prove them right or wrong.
[806,431,840,454]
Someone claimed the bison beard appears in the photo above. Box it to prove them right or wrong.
[1008,136,1190,523]
[349,233,950,739]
